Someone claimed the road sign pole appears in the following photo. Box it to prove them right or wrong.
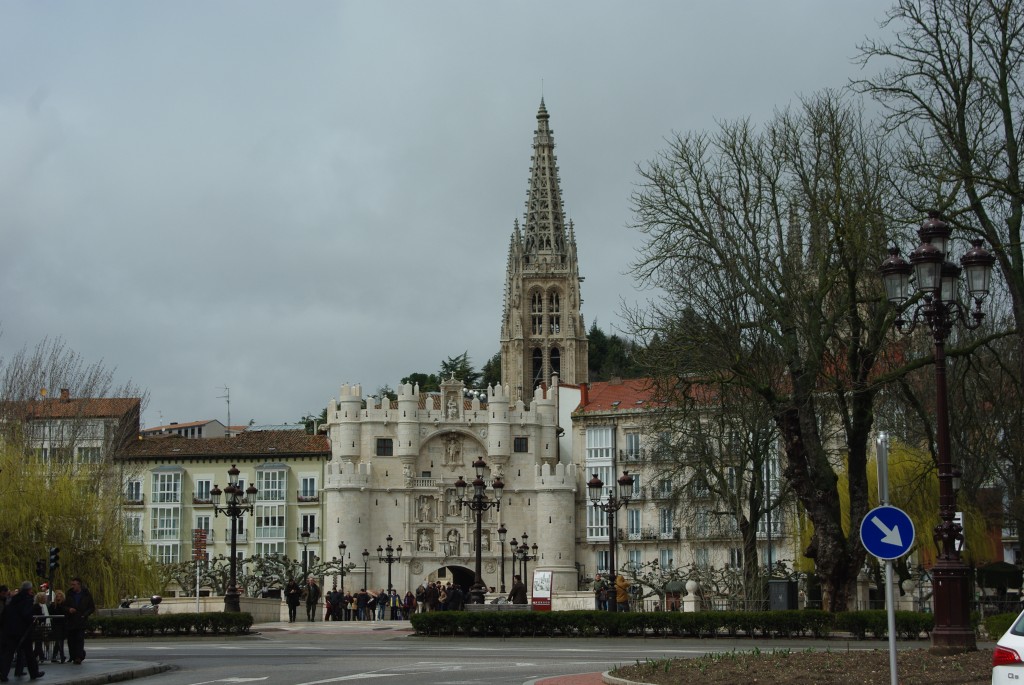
[876,432,897,685]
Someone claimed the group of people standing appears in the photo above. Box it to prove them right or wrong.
[284,577,415,622]
[593,573,631,612]
[0,577,95,682]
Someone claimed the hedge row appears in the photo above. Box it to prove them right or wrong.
[88,612,254,637]
[409,609,935,639]
[984,612,1019,640]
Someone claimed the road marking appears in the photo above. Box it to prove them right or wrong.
[295,675,397,684]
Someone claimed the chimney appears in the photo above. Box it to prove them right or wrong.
[580,383,589,407]
[60,389,70,401]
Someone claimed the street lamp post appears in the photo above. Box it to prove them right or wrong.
[588,471,634,612]
[208,464,259,612]
[880,211,995,654]
[300,529,311,579]
[376,535,403,591]
[513,532,538,580]
[361,548,370,590]
[338,541,347,595]
[455,457,505,604]
[497,524,508,594]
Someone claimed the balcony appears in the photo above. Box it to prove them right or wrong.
[126,532,144,544]
[412,477,438,488]
[123,494,144,506]
[619,448,644,462]
[192,496,213,505]
[296,490,320,503]
[296,526,321,541]
[619,527,680,542]
[224,529,249,543]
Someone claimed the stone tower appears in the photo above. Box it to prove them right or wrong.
[501,99,588,399]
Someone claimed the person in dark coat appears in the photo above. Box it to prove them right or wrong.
[47,592,66,663]
[284,581,301,623]
[304,578,321,622]
[0,581,44,681]
[507,575,528,605]
[64,577,95,665]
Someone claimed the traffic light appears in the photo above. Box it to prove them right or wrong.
[48,547,59,571]
[35,559,46,578]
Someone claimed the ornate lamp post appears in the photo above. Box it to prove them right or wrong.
[514,533,539,580]
[497,524,508,594]
[588,471,634,611]
[376,534,403,591]
[338,541,347,595]
[361,548,370,590]
[209,464,258,612]
[454,457,505,604]
[880,211,995,654]
[300,528,311,579]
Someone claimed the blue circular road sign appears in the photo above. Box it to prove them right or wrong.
[860,505,915,560]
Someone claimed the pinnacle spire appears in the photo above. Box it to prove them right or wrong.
[522,99,567,264]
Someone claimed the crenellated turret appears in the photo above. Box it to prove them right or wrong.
[332,384,363,461]
[487,383,511,459]
[397,381,420,458]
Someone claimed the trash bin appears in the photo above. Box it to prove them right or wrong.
[768,579,798,610]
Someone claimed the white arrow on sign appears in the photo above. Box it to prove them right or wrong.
[871,515,904,547]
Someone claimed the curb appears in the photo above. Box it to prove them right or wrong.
[56,664,174,685]
[600,671,655,685]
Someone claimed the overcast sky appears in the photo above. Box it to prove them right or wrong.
[2,1,895,428]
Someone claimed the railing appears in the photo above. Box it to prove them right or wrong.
[123,495,145,506]
[619,448,644,462]
[192,496,212,505]
[224,529,248,543]
[617,526,682,542]
[412,477,437,488]
[296,490,320,503]
[296,527,321,541]
[126,533,144,544]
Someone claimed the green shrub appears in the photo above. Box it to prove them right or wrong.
[89,612,253,636]
[985,612,1019,640]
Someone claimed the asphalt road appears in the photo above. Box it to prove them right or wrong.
[63,620,957,685]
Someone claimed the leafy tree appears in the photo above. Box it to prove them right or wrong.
[400,373,440,393]
[439,352,481,388]
[300,407,327,434]
[587,321,644,381]
[627,92,903,610]
[481,351,501,388]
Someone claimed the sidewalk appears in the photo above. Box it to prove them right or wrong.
[2,660,172,685]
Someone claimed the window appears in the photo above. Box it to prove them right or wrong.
[658,479,672,498]
[532,348,543,386]
[513,437,529,453]
[77,446,101,463]
[548,291,560,333]
[625,433,641,460]
[586,427,613,462]
[194,479,212,503]
[659,549,673,568]
[195,515,211,535]
[586,494,611,539]
[255,504,285,539]
[150,507,180,540]
[596,550,609,574]
[630,474,641,498]
[627,509,642,536]
[550,347,560,377]
[695,547,710,567]
[125,479,142,502]
[627,549,642,570]
[693,511,709,537]
[531,291,544,335]
[257,470,286,501]
[152,472,181,503]
[376,438,393,456]
[126,515,143,542]
[150,543,179,564]
[729,547,743,569]
[300,477,317,499]
[301,549,317,570]
[659,508,674,536]
[256,542,285,557]
[301,514,317,537]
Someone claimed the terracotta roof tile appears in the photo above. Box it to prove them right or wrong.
[576,378,662,414]
[2,397,141,420]
[119,430,330,460]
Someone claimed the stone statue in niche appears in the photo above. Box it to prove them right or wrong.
[418,495,435,522]
[480,530,491,552]
[446,529,460,554]
[443,434,462,468]
[446,392,460,420]
[446,488,459,517]
[402,463,413,486]
[417,529,432,551]
[491,463,504,482]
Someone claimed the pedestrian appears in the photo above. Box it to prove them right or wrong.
[46,593,65,664]
[304,577,321,622]
[438,584,449,611]
[376,589,387,621]
[388,589,400,620]
[415,583,426,613]
[614,574,630,612]
[403,591,416,618]
[64,577,94,665]
[284,580,301,623]
[507,575,527,605]
[356,588,369,621]
[425,582,439,612]
[593,574,607,610]
[0,581,44,681]
[31,594,49,664]
[343,592,354,621]
[448,584,464,611]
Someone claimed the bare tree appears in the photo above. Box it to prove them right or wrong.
[628,92,904,611]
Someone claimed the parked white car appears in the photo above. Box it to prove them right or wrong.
[993,609,1024,683]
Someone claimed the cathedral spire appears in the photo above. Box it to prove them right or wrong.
[523,98,568,265]
[501,100,588,398]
